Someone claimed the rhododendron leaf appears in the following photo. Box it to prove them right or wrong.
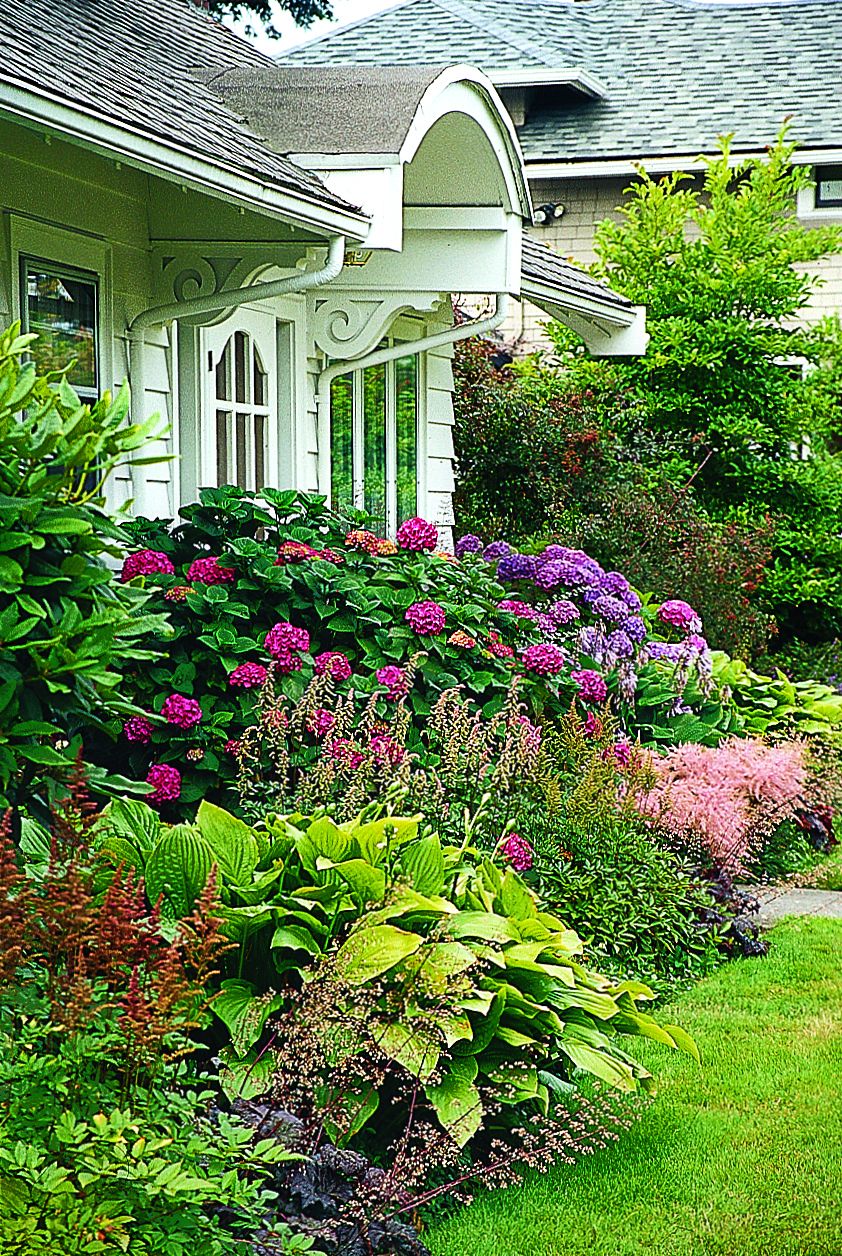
[336,924,423,984]
[425,1071,482,1147]
[196,801,259,886]
[400,834,445,896]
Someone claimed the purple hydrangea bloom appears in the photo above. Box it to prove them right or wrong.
[534,561,568,590]
[598,571,631,597]
[646,642,685,663]
[657,599,702,633]
[578,625,605,658]
[536,545,568,566]
[549,599,580,626]
[534,612,559,638]
[621,589,643,613]
[591,595,630,623]
[483,541,512,561]
[455,534,483,559]
[622,616,648,644]
[497,552,538,581]
[687,633,709,653]
[606,629,635,660]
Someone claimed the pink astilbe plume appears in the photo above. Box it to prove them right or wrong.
[639,738,807,875]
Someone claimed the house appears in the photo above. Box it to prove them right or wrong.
[0,0,644,542]
[280,0,842,346]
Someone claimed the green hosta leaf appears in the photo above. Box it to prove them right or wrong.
[662,1022,701,1063]
[400,834,445,896]
[446,911,520,943]
[559,1041,638,1092]
[300,815,353,870]
[98,798,160,854]
[98,835,146,874]
[214,979,284,1056]
[145,825,215,917]
[321,1084,380,1146]
[336,924,423,984]
[375,1020,440,1080]
[219,1045,275,1102]
[352,815,420,861]
[270,922,323,957]
[19,817,51,866]
[221,905,274,942]
[196,801,259,886]
[498,869,538,921]
[425,1070,482,1147]
[316,857,386,903]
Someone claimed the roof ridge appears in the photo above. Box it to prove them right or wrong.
[431,0,559,66]
[276,0,418,59]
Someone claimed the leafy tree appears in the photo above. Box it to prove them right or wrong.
[207,0,332,38]
[548,129,842,647]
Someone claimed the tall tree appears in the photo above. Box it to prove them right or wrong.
[207,0,332,38]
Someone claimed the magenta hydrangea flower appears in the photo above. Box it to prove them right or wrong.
[223,738,241,757]
[376,665,410,700]
[265,621,310,664]
[161,693,203,729]
[497,599,536,619]
[604,740,633,768]
[186,556,236,585]
[396,516,439,552]
[146,762,181,805]
[571,669,608,703]
[370,733,405,768]
[455,534,483,559]
[499,832,534,872]
[583,711,604,737]
[657,599,701,633]
[120,549,175,583]
[522,643,567,676]
[327,737,365,771]
[405,600,446,635]
[308,707,336,737]
[123,715,154,744]
[228,662,268,689]
[314,651,352,681]
[548,599,580,626]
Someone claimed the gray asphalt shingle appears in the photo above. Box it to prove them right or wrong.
[0,0,359,215]
[280,0,842,162]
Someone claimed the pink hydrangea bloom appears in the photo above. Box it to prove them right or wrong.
[120,549,175,583]
[603,740,633,768]
[571,669,608,703]
[498,599,537,619]
[376,665,410,700]
[396,516,439,551]
[224,739,241,757]
[123,715,154,744]
[186,556,236,585]
[146,763,181,805]
[583,711,604,738]
[405,600,446,635]
[657,599,701,633]
[327,737,365,770]
[161,693,203,729]
[522,643,567,676]
[228,662,268,689]
[499,832,534,872]
[275,540,320,565]
[308,708,336,737]
[265,622,310,661]
[487,632,515,660]
[370,733,405,768]
[314,651,353,681]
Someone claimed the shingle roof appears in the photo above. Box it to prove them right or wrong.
[280,0,842,163]
[0,0,359,218]
[521,236,632,310]
[212,64,452,156]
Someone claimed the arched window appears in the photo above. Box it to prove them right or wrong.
[212,328,269,490]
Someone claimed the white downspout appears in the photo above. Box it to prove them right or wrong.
[126,235,346,514]
[315,292,509,505]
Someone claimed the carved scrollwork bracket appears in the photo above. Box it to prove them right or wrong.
[313,291,441,360]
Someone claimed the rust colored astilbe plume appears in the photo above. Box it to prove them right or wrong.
[0,809,29,990]
[51,750,98,854]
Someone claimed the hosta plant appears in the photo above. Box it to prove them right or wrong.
[90,797,697,1151]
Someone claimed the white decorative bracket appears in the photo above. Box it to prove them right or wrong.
[151,243,312,325]
[313,291,440,360]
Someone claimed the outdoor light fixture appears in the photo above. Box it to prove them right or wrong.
[533,202,565,226]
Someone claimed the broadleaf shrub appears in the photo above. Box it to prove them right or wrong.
[0,323,168,816]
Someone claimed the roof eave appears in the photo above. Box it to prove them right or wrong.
[0,80,371,241]
[522,276,647,356]
[523,146,842,180]
[492,67,607,99]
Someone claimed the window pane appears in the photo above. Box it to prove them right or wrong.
[234,331,248,404]
[330,374,354,512]
[215,342,231,402]
[235,413,248,489]
[395,355,418,524]
[254,413,266,490]
[216,410,231,484]
[25,265,97,393]
[363,363,386,533]
[253,346,267,407]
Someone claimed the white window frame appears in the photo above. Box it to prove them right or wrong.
[9,217,113,396]
[201,307,278,493]
[328,327,427,535]
[797,167,842,221]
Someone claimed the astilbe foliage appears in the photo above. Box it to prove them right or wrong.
[639,736,808,875]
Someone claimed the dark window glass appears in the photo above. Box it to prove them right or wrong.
[395,354,418,524]
[331,374,354,513]
[24,262,98,396]
[363,363,387,533]
[816,165,842,207]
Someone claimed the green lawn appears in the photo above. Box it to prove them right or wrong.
[813,844,842,891]
[426,918,842,1256]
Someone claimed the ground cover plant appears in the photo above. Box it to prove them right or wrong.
[0,324,167,820]
[426,916,842,1256]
